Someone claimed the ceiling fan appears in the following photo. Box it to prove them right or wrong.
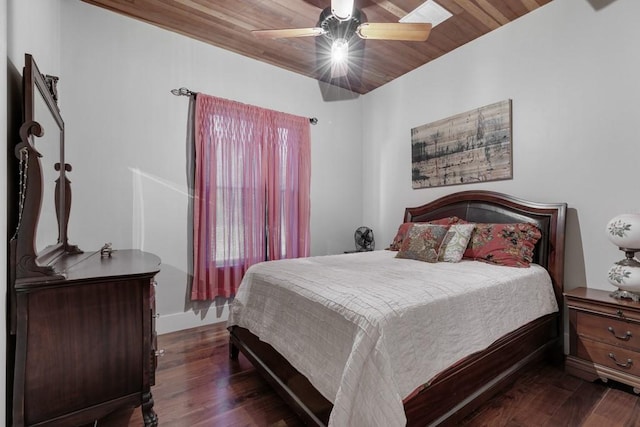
[252,0,432,78]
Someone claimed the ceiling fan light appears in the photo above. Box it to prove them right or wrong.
[330,38,349,77]
[331,0,353,20]
[331,38,349,63]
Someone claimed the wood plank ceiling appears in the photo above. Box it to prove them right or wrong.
[81,0,553,94]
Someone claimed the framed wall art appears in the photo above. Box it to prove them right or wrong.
[411,99,513,189]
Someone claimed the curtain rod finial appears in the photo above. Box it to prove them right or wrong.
[309,117,318,125]
[171,87,195,97]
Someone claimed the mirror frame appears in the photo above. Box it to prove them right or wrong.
[11,53,81,284]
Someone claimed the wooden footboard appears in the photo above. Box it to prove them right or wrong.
[229,312,561,426]
[405,313,560,426]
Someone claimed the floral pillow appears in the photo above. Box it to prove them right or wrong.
[395,224,450,263]
[463,223,542,267]
[438,223,476,262]
[387,217,460,251]
[387,222,414,251]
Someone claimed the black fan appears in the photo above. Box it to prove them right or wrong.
[252,0,432,79]
[354,226,374,251]
[252,5,431,43]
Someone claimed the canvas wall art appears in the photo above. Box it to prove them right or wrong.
[411,100,513,189]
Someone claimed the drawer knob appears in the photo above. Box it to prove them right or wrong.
[608,352,633,369]
[608,326,633,341]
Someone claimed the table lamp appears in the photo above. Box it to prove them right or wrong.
[606,213,640,301]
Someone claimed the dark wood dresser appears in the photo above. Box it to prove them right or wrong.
[565,287,640,394]
[12,249,161,426]
[9,54,162,426]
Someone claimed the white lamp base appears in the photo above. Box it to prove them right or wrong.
[610,289,640,302]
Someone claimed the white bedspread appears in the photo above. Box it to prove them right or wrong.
[227,250,558,427]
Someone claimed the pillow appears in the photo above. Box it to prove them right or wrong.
[387,217,460,251]
[438,223,476,262]
[463,223,542,267]
[395,224,450,263]
[388,222,414,251]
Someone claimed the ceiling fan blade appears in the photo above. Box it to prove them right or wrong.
[252,27,325,39]
[356,22,432,41]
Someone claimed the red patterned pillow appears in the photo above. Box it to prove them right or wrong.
[463,223,542,267]
[395,224,450,263]
[388,222,413,251]
[387,217,460,251]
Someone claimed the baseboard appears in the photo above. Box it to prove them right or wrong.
[156,306,229,335]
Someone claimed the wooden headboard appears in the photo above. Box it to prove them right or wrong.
[404,190,567,307]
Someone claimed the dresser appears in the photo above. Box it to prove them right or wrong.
[565,287,640,393]
[10,54,163,426]
[11,249,161,426]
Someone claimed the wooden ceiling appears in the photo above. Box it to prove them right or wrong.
[81,0,553,94]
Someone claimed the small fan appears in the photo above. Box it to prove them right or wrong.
[354,226,375,251]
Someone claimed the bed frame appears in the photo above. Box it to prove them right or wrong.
[228,190,567,426]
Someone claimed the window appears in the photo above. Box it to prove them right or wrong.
[192,95,311,300]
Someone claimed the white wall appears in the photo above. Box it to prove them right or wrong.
[7,0,62,71]
[58,1,363,333]
[362,0,639,294]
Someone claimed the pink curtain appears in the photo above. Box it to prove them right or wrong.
[192,94,311,300]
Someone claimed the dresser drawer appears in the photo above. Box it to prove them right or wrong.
[577,338,640,376]
[576,311,640,350]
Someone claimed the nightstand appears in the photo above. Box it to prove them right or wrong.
[565,287,640,393]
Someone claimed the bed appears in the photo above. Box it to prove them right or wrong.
[227,190,567,426]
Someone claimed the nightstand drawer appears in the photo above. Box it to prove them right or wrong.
[568,298,640,323]
[577,338,640,376]
[576,312,640,350]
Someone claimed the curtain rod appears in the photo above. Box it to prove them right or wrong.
[171,87,318,125]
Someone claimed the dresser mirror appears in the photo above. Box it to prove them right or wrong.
[10,53,81,285]
[30,71,61,253]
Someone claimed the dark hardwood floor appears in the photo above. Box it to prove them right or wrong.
[102,322,640,427]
